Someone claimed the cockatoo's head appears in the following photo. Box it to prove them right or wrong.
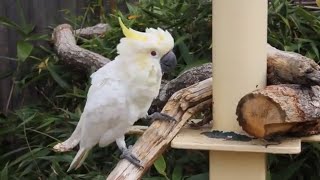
[117,18,177,73]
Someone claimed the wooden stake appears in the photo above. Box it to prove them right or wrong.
[211,0,268,179]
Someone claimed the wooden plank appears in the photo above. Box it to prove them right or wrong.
[301,135,320,142]
[171,128,301,154]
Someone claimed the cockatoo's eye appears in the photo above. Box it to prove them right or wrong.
[151,51,157,56]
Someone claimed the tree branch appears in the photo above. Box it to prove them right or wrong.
[52,24,110,71]
[74,23,111,38]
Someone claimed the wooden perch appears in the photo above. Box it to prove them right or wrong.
[107,78,212,179]
[236,85,320,139]
[52,24,110,71]
[52,23,320,109]
[267,44,320,86]
[74,23,111,38]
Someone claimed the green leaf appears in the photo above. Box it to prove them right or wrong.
[9,147,42,167]
[25,34,49,41]
[311,143,320,151]
[153,155,167,177]
[47,63,71,90]
[1,162,9,180]
[310,42,319,60]
[0,16,23,34]
[17,41,34,61]
[142,177,166,180]
[177,41,193,65]
[172,165,182,180]
[17,112,37,128]
[271,158,306,180]
[178,59,209,75]
[186,173,209,180]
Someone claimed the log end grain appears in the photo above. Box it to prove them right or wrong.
[237,93,290,138]
[237,85,320,139]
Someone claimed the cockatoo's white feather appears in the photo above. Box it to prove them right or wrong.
[59,18,175,171]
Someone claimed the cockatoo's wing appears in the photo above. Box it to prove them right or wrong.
[68,62,133,171]
[81,65,130,147]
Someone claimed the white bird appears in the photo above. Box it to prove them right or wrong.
[53,18,177,171]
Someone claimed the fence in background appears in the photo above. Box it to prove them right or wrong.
[0,0,124,113]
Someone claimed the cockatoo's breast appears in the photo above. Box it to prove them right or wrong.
[90,56,162,123]
[125,59,162,119]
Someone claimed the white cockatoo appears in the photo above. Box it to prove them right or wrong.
[53,18,177,171]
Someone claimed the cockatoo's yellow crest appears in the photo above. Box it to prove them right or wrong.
[118,17,147,41]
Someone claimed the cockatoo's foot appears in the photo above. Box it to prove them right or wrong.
[147,112,176,122]
[53,142,74,152]
[120,146,143,168]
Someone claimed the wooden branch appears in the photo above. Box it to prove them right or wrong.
[74,23,111,38]
[52,24,110,71]
[158,63,212,103]
[153,44,320,111]
[236,84,320,139]
[107,78,212,179]
[52,22,320,108]
[126,125,149,135]
[267,44,320,86]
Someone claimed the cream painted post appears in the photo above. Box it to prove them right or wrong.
[211,0,268,180]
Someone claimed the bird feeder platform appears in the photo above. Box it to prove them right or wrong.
[301,134,320,142]
[171,127,320,154]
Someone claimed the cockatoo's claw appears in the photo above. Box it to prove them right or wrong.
[148,112,176,122]
[53,142,73,152]
[120,148,143,168]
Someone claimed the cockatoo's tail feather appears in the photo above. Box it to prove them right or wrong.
[67,148,90,172]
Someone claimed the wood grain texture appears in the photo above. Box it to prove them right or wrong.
[236,84,320,139]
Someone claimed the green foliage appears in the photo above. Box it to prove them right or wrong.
[79,0,212,76]
[1,0,320,179]
[268,0,320,62]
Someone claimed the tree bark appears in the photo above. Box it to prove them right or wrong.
[236,84,320,139]
[74,23,111,38]
[52,23,320,108]
[106,78,212,180]
[267,44,320,86]
[52,24,110,71]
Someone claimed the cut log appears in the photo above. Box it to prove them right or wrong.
[236,84,320,139]
[106,78,212,179]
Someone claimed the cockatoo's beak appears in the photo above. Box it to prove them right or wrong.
[160,50,177,73]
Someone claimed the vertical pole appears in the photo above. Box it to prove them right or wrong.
[211,0,268,180]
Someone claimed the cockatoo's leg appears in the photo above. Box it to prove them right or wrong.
[144,112,176,122]
[116,136,142,168]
